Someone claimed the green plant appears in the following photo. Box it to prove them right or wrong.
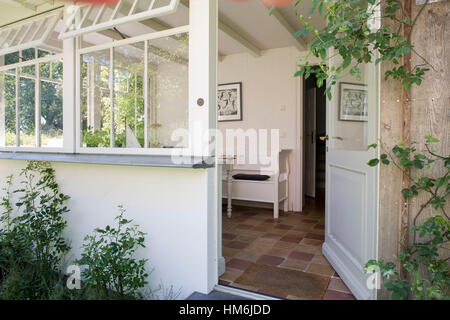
[364,137,449,299]
[0,161,71,300]
[291,0,433,98]
[76,205,148,300]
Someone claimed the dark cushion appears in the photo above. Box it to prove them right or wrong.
[232,173,270,181]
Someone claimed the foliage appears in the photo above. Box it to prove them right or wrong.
[292,0,433,98]
[0,161,71,299]
[76,205,148,300]
[365,138,450,299]
[3,50,63,141]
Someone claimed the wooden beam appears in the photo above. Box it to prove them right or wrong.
[180,0,261,57]
[257,2,307,51]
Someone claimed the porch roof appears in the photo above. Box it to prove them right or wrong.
[0,0,326,56]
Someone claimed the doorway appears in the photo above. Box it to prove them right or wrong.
[303,70,326,203]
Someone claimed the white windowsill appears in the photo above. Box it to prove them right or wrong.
[0,152,214,169]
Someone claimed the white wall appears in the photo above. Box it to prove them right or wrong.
[0,159,217,299]
[218,47,306,211]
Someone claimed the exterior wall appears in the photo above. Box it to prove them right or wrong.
[378,0,449,298]
[0,159,217,299]
[218,47,311,211]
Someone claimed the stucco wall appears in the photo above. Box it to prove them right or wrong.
[0,159,217,299]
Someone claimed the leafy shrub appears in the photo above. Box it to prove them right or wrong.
[365,137,449,299]
[76,205,148,300]
[0,161,71,299]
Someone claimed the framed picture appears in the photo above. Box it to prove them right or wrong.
[217,82,242,122]
[339,82,368,122]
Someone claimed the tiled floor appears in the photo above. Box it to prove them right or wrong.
[219,196,355,300]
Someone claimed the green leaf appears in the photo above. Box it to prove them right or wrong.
[367,159,380,167]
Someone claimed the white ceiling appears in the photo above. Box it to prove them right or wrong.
[0,0,326,56]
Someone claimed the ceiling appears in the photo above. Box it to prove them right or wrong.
[0,0,326,56]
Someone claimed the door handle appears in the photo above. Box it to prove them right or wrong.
[332,136,344,141]
[319,135,328,141]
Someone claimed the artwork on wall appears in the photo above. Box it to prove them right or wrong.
[339,82,368,122]
[217,82,242,122]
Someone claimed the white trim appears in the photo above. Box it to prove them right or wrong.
[59,0,181,40]
[77,25,190,55]
[0,54,64,72]
[0,9,63,56]
[214,285,282,300]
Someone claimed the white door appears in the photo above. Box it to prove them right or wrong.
[305,88,316,198]
[322,59,379,300]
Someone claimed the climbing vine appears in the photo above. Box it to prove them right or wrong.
[291,0,433,98]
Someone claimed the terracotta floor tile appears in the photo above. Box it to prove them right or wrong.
[288,251,314,262]
[294,244,322,254]
[261,233,282,240]
[266,247,292,258]
[220,268,243,282]
[220,199,341,300]
[327,278,352,294]
[306,263,335,277]
[233,250,262,263]
[323,290,356,300]
[279,234,303,244]
[222,246,240,258]
[222,233,237,240]
[236,224,254,230]
[273,241,297,250]
[275,224,293,230]
[300,238,323,247]
[279,258,308,271]
[311,255,331,266]
[256,254,285,266]
[224,241,249,250]
[227,258,253,271]
[305,232,325,241]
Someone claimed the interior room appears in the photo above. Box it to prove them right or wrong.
[214,1,354,300]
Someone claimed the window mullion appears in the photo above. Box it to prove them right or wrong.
[15,67,19,147]
[109,47,114,148]
[144,40,148,149]
[35,61,41,147]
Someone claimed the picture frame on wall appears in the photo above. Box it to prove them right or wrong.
[217,82,242,122]
[339,82,368,122]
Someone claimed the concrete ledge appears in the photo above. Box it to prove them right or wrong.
[0,152,215,169]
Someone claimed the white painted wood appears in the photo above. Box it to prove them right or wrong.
[221,150,290,219]
[323,52,379,300]
[305,88,316,198]
[0,9,62,56]
[59,0,181,40]
[256,1,307,51]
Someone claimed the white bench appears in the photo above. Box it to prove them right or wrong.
[222,149,291,219]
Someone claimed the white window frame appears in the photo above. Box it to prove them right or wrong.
[75,25,190,156]
[0,51,65,153]
[59,0,180,40]
[0,9,63,56]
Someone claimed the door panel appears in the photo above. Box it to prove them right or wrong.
[323,57,379,300]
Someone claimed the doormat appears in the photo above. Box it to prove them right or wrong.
[233,264,330,300]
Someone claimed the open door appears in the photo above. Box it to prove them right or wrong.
[322,59,379,300]
[305,88,316,198]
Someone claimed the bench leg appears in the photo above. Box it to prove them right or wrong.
[274,201,279,219]
[283,199,288,212]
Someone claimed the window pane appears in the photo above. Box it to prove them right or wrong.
[113,42,145,148]
[19,76,35,147]
[148,32,188,148]
[40,80,63,147]
[332,61,376,151]
[81,49,111,148]
[1,70,17,146]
